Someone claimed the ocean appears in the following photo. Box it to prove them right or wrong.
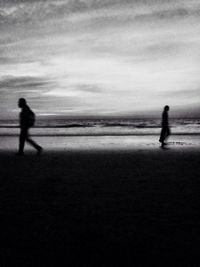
[0,118,199,136]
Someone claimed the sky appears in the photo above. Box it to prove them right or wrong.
[0,0,200,119]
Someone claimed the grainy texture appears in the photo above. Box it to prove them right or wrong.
[0,148,199,266]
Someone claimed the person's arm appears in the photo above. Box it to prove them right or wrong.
[20,109,30,129]
[162,111,168,126]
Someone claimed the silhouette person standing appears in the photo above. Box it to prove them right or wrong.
[16,98,42,156]
[159,105,170,148]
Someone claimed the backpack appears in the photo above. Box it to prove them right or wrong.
[28,110,35,127]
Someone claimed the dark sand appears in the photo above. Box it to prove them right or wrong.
[0,138,200,266]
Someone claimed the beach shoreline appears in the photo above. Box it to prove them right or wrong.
[0,134,200,152]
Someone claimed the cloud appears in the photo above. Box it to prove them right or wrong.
[164,87,200,98]
[0,0,200,117]
[0,0,200,28]
[0,57,17,64]
[77,84,102,94]
[0,76,50,91]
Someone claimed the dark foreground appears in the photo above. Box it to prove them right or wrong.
[0,148,200,266]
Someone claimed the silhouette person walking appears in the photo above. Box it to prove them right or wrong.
[16,98,42,156]
[159,105,170,148]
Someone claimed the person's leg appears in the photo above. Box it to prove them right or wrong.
[26,130,42,154]
[17,128,27,155]
[163,127,170,144]
[159,128,165,145]
[160,127,168,147]
[166,127,170,138]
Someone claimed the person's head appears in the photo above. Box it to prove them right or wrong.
[164,105,169,112]
[18,98,27,108]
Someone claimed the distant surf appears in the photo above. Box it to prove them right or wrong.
[0,118,199,136]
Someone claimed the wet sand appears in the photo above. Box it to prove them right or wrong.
[0,136,200,266]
